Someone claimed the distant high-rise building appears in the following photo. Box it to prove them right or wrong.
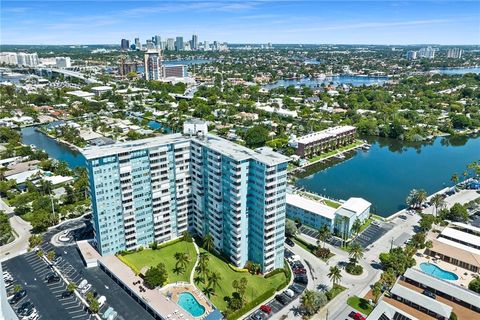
[0,52,18,65]
[146,40,155,50]
[119,56,138,77]
[418,46,435,59]
[120,39,130,50]
[447,48,463,59]
[16,52,39,67]
[192,34,198,50]
[144,49,162,80]
[134,38,141,51]
[166,38,175,51]
[406,50,417,60]
[175,37,184,51]
[154,35,162,49]
[55,57,71,68]
[204,41,210,51]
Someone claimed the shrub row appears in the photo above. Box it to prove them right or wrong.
[227,263,249,273]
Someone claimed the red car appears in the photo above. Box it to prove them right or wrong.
[260,305,272,314]
[352,312,366,320]
[293,268,306,274]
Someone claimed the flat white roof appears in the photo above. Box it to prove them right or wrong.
[437,236,480,256]
[390,283,452,318]
[404,268,480,309]
[441,227,480,247]
[91,86,112,91]
[340,197,371,214]
[286,193,336,220]
[367,300,418,320]
[450,222,480,234]
[67,90,94,97]
[296,125,356,145]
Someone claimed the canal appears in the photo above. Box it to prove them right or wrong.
[294,135,480,217]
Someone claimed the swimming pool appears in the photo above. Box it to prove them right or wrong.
[419,263,459,280]
[177,292,205,317]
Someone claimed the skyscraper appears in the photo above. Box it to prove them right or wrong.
[191,34,198,50]
[175,37,184,51]
[134,38,141,51]
[120,39,130,50]
[82,120,289,272]
[146,40,155,50]
[144,49,162,80]
[406,50,417,60]
[447,48,463,59]
[166,38,175,51]
[418,46,435,59]
[154,35,162,49]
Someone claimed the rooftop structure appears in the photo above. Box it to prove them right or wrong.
[288,125,356,157]
[367,300,419,320]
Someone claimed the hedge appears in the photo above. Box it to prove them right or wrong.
[117,254,140,275]
[228,263,250,273]
[226,288,276,320]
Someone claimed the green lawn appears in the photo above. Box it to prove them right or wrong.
[347,296,374,315]
[327,284,346,301]
[323,199,341,209]
[118,240,196,283]
[293,236,334,261]
[308,140,364,163]
[195,249,287,311]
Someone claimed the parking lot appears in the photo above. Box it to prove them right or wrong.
[246,249,307,320]
[299,225,342,246]
[353,221,393,248]
[3,250,92,320]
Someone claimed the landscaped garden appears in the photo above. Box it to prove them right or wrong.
[118,239,197,283]
[194,247,288,316]
[347,295,374,315]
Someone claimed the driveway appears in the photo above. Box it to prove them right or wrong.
[0,215,32,260]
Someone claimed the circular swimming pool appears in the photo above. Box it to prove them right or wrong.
[177,292,205,317]
[419,262,459,281]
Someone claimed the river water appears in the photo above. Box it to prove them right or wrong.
[263,75,389,90]
[295,135,480,217]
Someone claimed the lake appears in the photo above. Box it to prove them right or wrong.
[263,75,389,90]
[294,135,480,217]
[433,67,480,75]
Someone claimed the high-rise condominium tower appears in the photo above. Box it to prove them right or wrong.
[82,121,289,272]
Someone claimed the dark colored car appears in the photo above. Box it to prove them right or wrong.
[45,273,60,283]
[62,290,74,298]
[285,238,295,247]
[18,301,34,316]
[293,268,306,274]
[288,285,303,294]
[9,290,26,304]
[423,290,436,299]
[275,294,289,305]
[294,274,308,284]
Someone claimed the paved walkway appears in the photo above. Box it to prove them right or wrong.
[0,215,32,261]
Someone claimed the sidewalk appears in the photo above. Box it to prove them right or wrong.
[0,215,32,261]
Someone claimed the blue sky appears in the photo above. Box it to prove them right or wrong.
[1,1,479,45]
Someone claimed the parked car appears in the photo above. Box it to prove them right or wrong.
[288,285,303,294]
[285,238,295,247]
[45,273,60,283]
[17,301,34,316]
[78,279,88,290]
[294,274,308,284]
[293,268,306,274]
[97,295,107,308]
[422,290,436,299]
[275,293,289,305]
[9,290,26,304]
[62,290,74,298]
[349,311,366,320]
[259,305,272,315]
[81,283,92,295]
[284,289,295,298]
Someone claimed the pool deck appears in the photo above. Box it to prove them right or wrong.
[413,254,474,287]
[160,282,214,318]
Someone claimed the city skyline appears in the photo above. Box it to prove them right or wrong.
[1,1,479,45]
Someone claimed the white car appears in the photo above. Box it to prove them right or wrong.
[78,279,88,290]
[97,296,107,308]
[81,283,92,295]
[284,289,295,298]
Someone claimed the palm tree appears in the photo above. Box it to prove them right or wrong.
[348,242,364,265]
[174,252,190,270]
[451,173,459,186]
[317,224,331,248]
[372,282,382,304]
[203,234,214,253]
[202,286,214,298]
[300,290,316,316]
[197,252,210,278]
[328,266,342,286]
[406,189,427,209]
[351,218,362,239]
[207,272,222,290]
[430,194,445,217]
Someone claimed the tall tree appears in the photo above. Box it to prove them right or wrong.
[328,266,342,286]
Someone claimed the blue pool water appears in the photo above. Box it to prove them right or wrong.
[177,292,205,317]
[419,263,459,281]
